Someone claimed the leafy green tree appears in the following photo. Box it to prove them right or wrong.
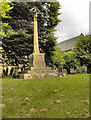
[51,46,65,68]
[52,46,79,73]
[2,2,61,66]
[63,50,80,74]
[43,2,61,64]
[0,0,17,38]
[0,0,18,67]
[74,34,91,73]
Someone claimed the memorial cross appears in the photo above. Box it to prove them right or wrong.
[30,6,41,53]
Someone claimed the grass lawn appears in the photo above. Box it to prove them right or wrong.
[2,74,89,118]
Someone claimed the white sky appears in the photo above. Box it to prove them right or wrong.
[55,0,90,43]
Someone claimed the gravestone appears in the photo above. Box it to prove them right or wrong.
[81,66,87,74]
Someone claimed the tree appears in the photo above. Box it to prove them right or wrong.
[52,46,80,74]
[63,50,80,74]
[51,46,65,68]
[2,2,61,66]
[74,34,91,73]
[0,0,17,38]
[0,0,18,66]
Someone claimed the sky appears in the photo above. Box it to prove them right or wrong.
[55,0,90,43]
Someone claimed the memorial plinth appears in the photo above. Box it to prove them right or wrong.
[29,53,45,69]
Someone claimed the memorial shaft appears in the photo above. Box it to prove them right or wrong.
[34,11,39,53]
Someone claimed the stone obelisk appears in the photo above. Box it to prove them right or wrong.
[33,7,39,53]
[29,6,45,69]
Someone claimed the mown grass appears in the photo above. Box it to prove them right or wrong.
[2,74,89,118]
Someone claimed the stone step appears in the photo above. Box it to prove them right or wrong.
[19,71,59,79]
[19,69,57,74]
[18,67,57,74]
[31,67,52,70]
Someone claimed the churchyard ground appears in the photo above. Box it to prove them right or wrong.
[1,74,89,118]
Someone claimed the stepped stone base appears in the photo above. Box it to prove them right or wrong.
[18,67,58,79]
[18,53,59,79]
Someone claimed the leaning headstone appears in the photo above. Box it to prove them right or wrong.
[81,66,87,74]
[7,66,11,76]
[70,68,76,74]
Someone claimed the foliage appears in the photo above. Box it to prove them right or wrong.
[0,0,17,38]
[2,2,61,66]
[1,0,12,18]
[52,46,79,73]
[74,34,91,73]
[52,46,65,68]
[63,50,80,73]
[1,1,18,67]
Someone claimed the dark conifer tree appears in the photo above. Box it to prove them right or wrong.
[2,2,61,66]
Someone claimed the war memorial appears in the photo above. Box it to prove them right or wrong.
[19,6,59,79]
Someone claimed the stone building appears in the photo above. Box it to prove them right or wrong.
[58,35,80,52]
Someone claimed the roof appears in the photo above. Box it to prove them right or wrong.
[58,35,80,52]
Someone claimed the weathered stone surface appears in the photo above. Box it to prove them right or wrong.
[29,53,45,68]
[70,68,76,74]
[19,69,59,79]
[81,66,87,74]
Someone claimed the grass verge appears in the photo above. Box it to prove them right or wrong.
[2,74,89,118]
